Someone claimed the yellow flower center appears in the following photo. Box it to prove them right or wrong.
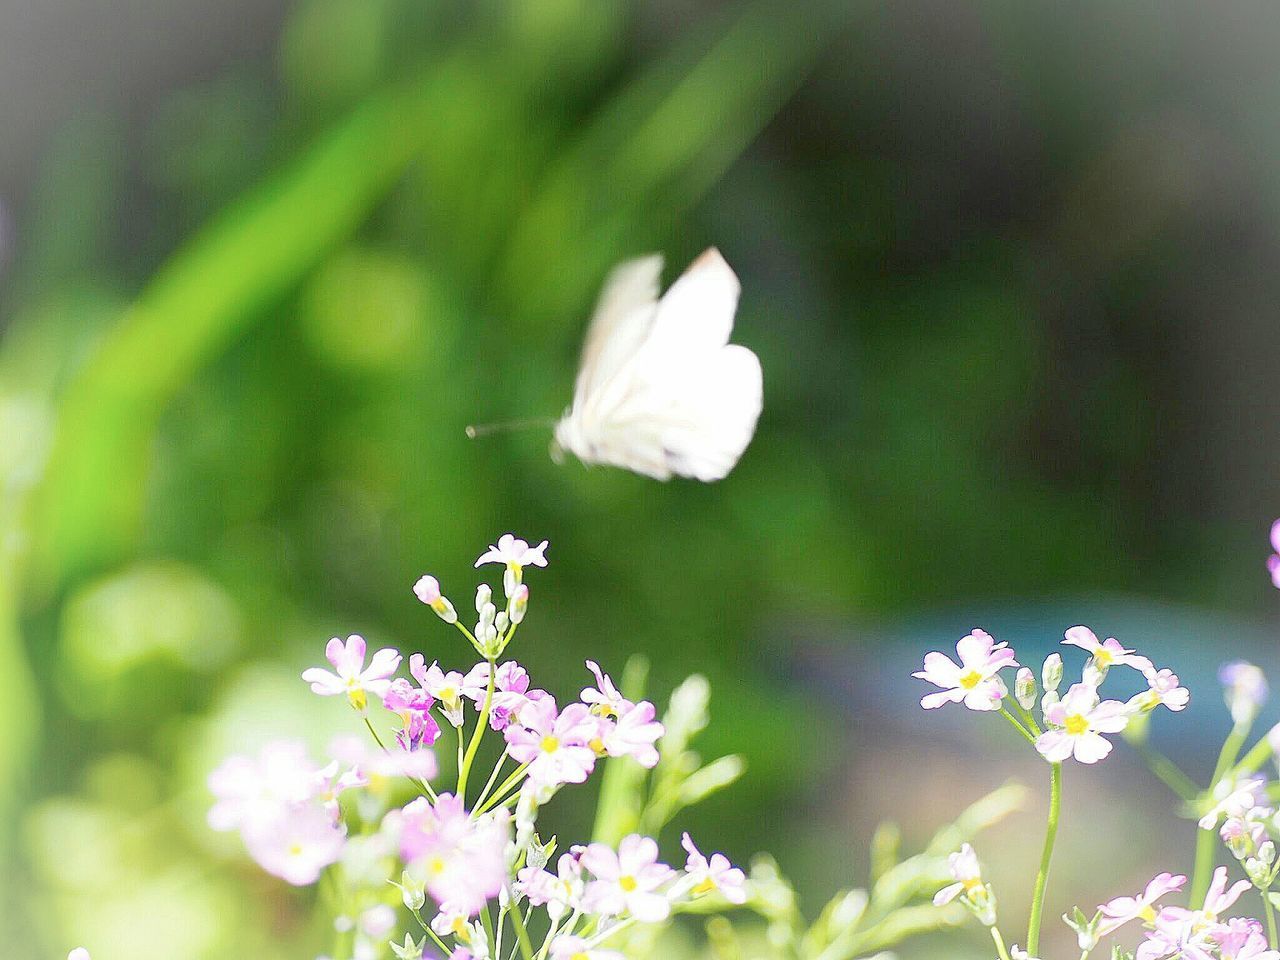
[440,687,456,702]
[619,875,638,893]
[347,688,368,712]
[959,670,983,690]
[589,737,605,754]
[571,954,589,960]
[962,877,983,895]
[1095,649,1113,667]
[693,878,717,895]
[1064,714,1089,735]
[541,735,560,753]
[451,917,468,937]
[427,856,446,877]
[289,843,303,857]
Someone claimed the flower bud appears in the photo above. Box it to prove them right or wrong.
[510,583,529,624]
[504,567,519,598]
[396,870,425,911]
[495,611,510,635]
[1015,668,1037,711]
[1221,662,1268,726]
[1041,653,1063,693]
[391,934,427,960]
[414,575,458,623]
[475,583,492,613]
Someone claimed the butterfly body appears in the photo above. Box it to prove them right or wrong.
[553,248,763,482]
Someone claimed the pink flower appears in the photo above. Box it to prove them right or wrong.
[581,835,675,922]
[1200,777,1267,830]
[1062,626,1153,675]
[1035,682,1129,764]
[681,833,747,904]
[933,843,984,907]
[241,801,346,886]
[1128,667,1190,714]
[384,678,442,750]
[398,794,509,916]
[207,740,318,832]
[1203,866,1252,919]
[582,660,631,717]
[475,534,549,570]
[598,700,664,768]
[302,635,401,711]
[504,698,598,787]
[1097,872,1186,935]
[410,655,467,727]
[1268,520,1280,588]
[516,851,585,920]
[1138,908,1218,960]
[1215,918,1280,960]
[914,629,1017,711]
[548,937,624,960]
[414,575,458,623]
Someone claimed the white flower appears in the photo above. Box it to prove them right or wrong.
[1127,667,1190,714]
[241,801,346,886]
[933,843,983,906]
[68,951,91,960]
[548,937,623,960]
[1035,682,1129,764]
[1062,625,1152,677]
[474,534,549,570]
[681,833,747,903]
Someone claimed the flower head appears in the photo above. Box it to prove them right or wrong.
[398,794,509,916]
[505,698,598,787]
[475,534,549,571]
[914,629,1017,712]
[1128,667,1190,714]
[68,951,90,960]
[414,575,458,624]
[1062,626,1152,678]
[302,635,402,712]
[1035,682,1129,764]
[582,661,631,718]
[1268,519,1280,589]
[517,851,585,920]
[411,655,467,728]
[1097,872,1186,935]
[681,833,747,903]
[581,834,675,922]
[1221,662,1268,726]
[933,843,996,926]
[241,800,346,886]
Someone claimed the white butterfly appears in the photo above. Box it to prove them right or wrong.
[553,248,763,482]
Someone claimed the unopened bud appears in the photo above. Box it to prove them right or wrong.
[475,583,492,613]
[1221,662,1268,726]
[495,611,510,634]
[395,871,425,911]
[414,575,458,623]
[510,583,529,624]
[1015,668,1037,711]
[1042,653,1063,693]
[504,567,519,598]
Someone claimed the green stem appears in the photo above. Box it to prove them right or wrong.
[990,926,1013,960]
[1000,707,1038,748]
[1265,885,1279,949]
[475,762,531,816]
[1026,762,1062,956]
[458,660,497,800]
[1191,721,1252,906]
[509,901,536,960]
[474,750,510,812]
[411,905,453,957]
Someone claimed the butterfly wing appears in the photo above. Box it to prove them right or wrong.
[572,254,664,409]
[558,248,762,482]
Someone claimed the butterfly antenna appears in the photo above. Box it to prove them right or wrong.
[464,417,557,439]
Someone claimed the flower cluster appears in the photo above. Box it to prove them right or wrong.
[205,535,747,960]
[916,525,1280,960]
[916,624,1187,765]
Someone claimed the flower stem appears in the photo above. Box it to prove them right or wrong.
[1133,741,1199,803]
[1191,720,1251,905]
[990,926,1013,960]
[1265,884,1278,949]
[509,900,536,960]
[1026,761,1062,956]
[458,660,496,800]
[1000,707,1038,748]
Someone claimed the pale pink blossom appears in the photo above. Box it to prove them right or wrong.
[1035,682,1129,764]
[241,801,346,886]
[398,794,509,916]
[383,677,442,750]
[68,951,90,960]
[474,534,549,570]
[410,655,467,727]
[207,740,318,832]
[581,834,675,922]
[504,698,598,787]
[1097,872,1186,935]
[1203,866,1252,919]
[914,630,1017,711]
[1221,662,1269,725]
[1215,918,1280,960]
[933,843,983,906]
[582,660,631,717]
[302,635,401,710]
[1128,667,1190,714]
[598,700,664,768]
[1199,777,1267,830]
[1268,519,1280,588]
[1062,625,1153,675]
[681,833,747,903]
[516,851,585,920]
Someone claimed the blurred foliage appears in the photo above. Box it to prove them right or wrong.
[2,0,1279,957]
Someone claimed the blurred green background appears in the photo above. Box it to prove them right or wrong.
[3,1,1280,957]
